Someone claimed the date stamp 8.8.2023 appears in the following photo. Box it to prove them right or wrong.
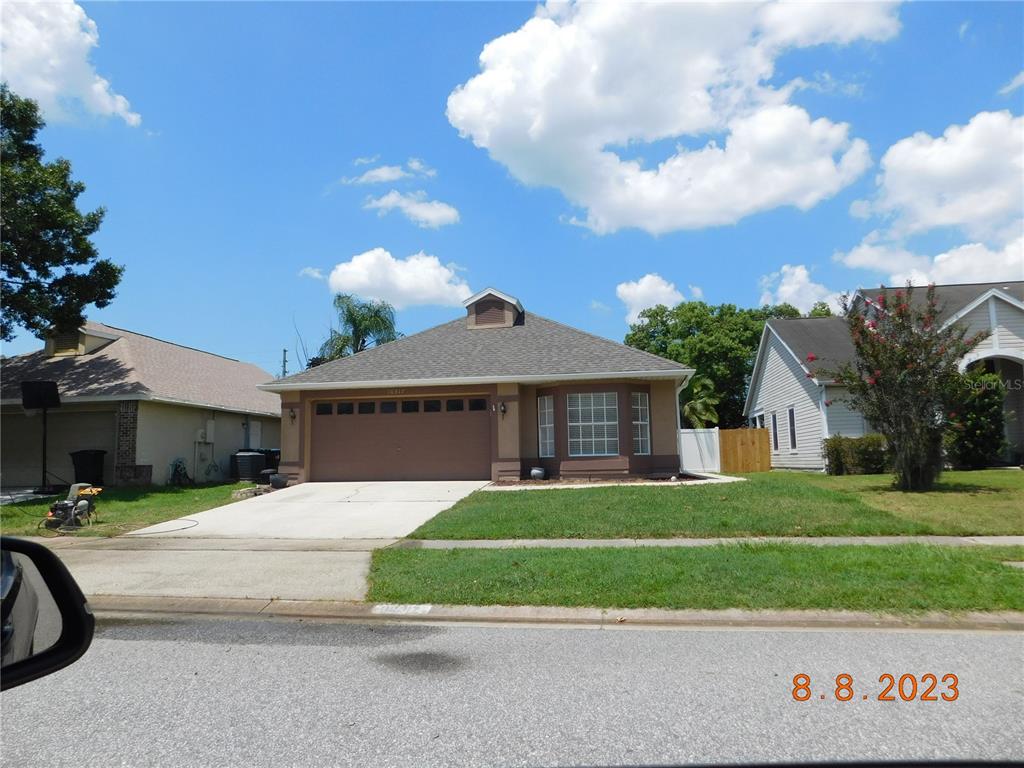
[791,673,959,702]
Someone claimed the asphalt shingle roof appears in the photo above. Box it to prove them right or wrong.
[267,313,689,388]
[767,281,1024,377]
[767,317,857,374]
[1,322,280,416]
[857,281,1023,322]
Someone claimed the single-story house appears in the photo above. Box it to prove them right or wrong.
[260,288,693,482]
[744,281,1024,470]
[1,322,281,487]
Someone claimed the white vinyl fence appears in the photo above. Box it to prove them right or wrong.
[678,428,720,473]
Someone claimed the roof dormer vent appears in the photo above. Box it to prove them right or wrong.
[463,288,524,329]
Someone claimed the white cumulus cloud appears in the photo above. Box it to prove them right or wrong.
[616,274,684,323]
[759,265,842,313]
[840,110,1024,288]
[447,1,893,234]
[364,190,460,229]
[327,248,472,309]
[688,284,705,300]
[0,0,140,126]
[298,267,325,280]
[855,111,1023,242]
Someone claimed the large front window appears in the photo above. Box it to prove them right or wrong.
[538,395,555,457]
[631,392,650,455]
[567,392,618,456]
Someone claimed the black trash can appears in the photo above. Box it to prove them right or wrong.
[231,451,267,481]
[70,450,106,485]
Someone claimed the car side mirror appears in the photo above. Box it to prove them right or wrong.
[1,536,94,690]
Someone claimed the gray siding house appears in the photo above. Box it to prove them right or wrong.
[745,281,1024,470]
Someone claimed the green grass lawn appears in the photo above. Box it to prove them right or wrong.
[409,469,1024,540]
[369,544,1024,614]
[0,482,253,537]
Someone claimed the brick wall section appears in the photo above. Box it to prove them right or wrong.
[114,400,151,484]
[116,400,138,466]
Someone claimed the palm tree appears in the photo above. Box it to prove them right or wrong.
[316,294,399,364]
[681,374,720,428]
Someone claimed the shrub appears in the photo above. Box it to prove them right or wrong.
[820,284,985,491]
[944,369,1007,469]
[823,434,890,475]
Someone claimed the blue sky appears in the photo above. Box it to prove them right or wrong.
[2,1,1022,375]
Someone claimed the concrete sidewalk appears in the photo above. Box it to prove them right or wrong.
[31,536,376,602]
[396,534,1024,549]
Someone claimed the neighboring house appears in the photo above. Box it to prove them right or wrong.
[744,281,1024,470]
[260,288,693,482]
[1,322,281,487]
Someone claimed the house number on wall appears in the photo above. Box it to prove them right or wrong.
[386,388,406,395]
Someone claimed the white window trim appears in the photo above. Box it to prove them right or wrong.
[787,406,798,453]
[537,395,555,458]
[631,392,651,456]
[567,392,619,457]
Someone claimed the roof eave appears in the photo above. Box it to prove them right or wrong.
[0,392,279,418]
[259,368,694,392]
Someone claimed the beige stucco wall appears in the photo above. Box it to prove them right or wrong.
[650,380,679,456]
[496,383,520,459]
[1,403,117,488]
[519,384,538,460]
[136,401,280,485]
[279,400,302,466]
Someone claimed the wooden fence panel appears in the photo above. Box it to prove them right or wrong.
[719,428,771,473]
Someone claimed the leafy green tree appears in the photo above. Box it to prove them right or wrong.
[822,284,984,491]
[808,301,833,317]
[944,368,1007,469]
[681,374,720,428]
[0,85,122,341]
[625,301,800,427]
[316,294,399,364]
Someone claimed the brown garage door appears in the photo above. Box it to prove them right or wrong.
[309,396,492,481]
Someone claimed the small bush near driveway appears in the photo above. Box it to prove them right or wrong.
[369,544,1024,614]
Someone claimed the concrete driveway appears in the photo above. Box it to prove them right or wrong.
[126,480,489,540]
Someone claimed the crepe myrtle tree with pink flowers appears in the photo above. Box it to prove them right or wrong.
[814,284,986,491]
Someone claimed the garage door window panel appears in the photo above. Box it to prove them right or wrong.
[424,399,442,413]
[468,398,487,411]
[315,403,332,416]
[446,399,464,412]
[381,401,397,414]
[358,402,375,415]
[402,400,420,413]
[337,402,354,415]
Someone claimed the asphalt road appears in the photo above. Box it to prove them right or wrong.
[2,616,1022,767]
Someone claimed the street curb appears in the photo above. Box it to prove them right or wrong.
[85,595,1024,632]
